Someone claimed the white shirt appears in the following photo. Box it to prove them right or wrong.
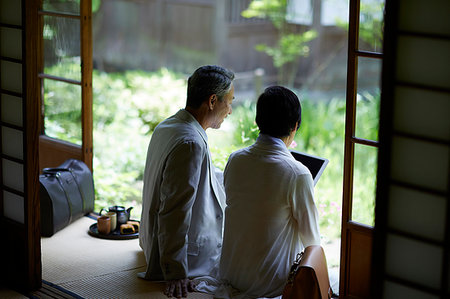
[219,134,320,298]
[139,109,225,281]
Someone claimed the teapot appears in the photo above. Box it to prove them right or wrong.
[100,205,133,226]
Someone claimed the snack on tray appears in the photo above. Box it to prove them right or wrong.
[127,221,140,233]
[120,223,135,235]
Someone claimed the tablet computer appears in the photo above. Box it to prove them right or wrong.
[290,150,329,185]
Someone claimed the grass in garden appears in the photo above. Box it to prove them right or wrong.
[44,68,379,261]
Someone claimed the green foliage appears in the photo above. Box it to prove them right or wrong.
[256,31,317,69]
[294,98,346,238]
[356,91,380,141]
[209,144,240,171]
[242,0,317,86]
[92,71,125,129]
[352,143,377,226]
[242,0,288,29]
[127,68,186,135]
[336,0,384,50]
[359,1,384,49]
[231,101,259,146]
[295,98,346,151]
[43,66,82,144]
[44,67,380,241]
[92,0,101,13]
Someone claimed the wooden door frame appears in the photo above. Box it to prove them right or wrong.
[25,0,42,290]
[339,0,383,297]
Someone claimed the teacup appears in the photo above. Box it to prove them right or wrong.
[97,216,111,235]
[105,211,117,231]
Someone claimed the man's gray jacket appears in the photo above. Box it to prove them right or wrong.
[139,109,225,281]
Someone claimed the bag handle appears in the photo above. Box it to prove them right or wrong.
[42,168,71,175]
[287,251,303,285]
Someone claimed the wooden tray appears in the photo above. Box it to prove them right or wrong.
[88,221,139,240]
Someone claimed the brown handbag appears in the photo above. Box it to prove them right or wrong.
[282,245,332,299]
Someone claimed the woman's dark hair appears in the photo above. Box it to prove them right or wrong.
[186,65,235,108]
[255,86,301,138]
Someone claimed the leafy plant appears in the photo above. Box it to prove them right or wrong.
[242,0,317,86]
[128,68,186,135]
[231,100,259,146]
[255,31,317,68]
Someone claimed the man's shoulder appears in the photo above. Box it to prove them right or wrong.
[155,115,203,142]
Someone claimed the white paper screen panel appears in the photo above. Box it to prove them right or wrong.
[0,0,22,25]
[398,0,450,36]
[0,60,22,93]
[390,136,449,192]
[3,190,24,223]
[1,94,22,127]
[2,126,23,160]
[393,87,450,142]
[385,234,443,289]
[0,27,22,60]
[387,185,446,241]
[396,36,450,89]
[383,281,439,299]
[2,158,23,192]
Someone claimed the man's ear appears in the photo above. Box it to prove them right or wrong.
[208,94,217,110]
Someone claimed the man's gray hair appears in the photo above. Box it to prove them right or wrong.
[186,65,235,108]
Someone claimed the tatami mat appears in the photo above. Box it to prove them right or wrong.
[41,216,212,298]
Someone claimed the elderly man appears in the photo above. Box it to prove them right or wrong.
[139,65,235,298]
[219,86,321,298]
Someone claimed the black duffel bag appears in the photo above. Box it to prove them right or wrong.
[40,159,95,237]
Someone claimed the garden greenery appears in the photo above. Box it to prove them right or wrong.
[44,68,379,240]
[242,0,317,87]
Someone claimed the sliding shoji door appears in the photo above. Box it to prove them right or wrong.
[0,0,41,292]
[373,0,450,298]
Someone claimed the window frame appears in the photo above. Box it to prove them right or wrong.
[37,0,93,171]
